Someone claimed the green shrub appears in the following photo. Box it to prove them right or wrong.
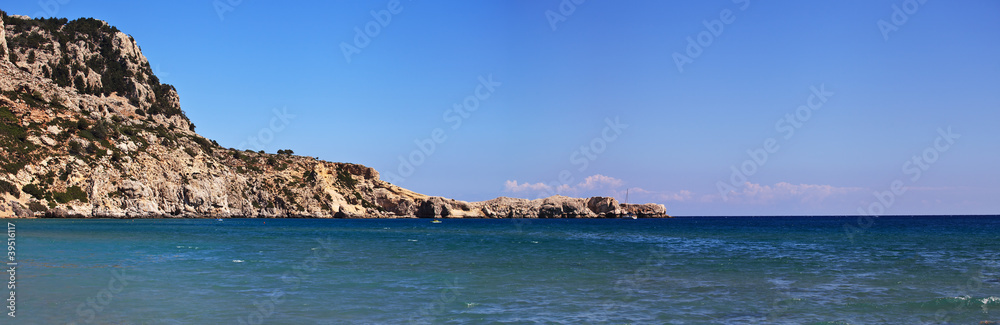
[337,169,357,188]
[79,129,96,141]
[75,76,87,93]
[52,61,71,87]
[22,184,45,200]
[28,201,47,212]
[85,143,99,155]
[15,90,46,108]
[0,106,27,145]
[59,166,72,181]
[0,180,19,198]
[10,32,47,50]
[192,136,213,152]
[282,188,298,208]
[68,141,83,155]
[303,170,317,183]
[3,162,26,175]
[44,171,55,185]
[90,120,111,140]
[53,185,88,203]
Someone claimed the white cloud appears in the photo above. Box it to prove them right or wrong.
[504,177,862,207]
[577,174,624,190]
[503,174,625,197]
[503,180,552,193]
[658,190,696,202]
[721,182,865,204]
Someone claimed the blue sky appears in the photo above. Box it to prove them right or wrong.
[5,1,999,216]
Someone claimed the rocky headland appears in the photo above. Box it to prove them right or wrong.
[0,11,668,219]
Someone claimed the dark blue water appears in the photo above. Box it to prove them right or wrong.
[7,216,1000,324]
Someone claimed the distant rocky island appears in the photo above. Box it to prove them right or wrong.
[0,11,668,219]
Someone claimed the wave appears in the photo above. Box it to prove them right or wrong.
[909,295,1000,311]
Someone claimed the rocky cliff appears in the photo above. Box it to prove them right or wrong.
[0,11,668,219]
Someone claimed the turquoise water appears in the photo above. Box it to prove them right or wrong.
[7,216,1000,324]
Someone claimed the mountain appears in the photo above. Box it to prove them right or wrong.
[0,11,668,219]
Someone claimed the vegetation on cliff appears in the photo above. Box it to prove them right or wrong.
[3,11,184,119]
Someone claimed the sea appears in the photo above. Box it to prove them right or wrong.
[6,216,1000,324]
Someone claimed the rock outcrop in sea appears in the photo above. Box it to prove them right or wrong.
[0,11,668,219]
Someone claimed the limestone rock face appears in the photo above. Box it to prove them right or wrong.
[586,196,620,214]
[399,195,668,219]
[0,13,7,62]
[631,203,668,217]
[0,14,670,219]
[1,14,192,131]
